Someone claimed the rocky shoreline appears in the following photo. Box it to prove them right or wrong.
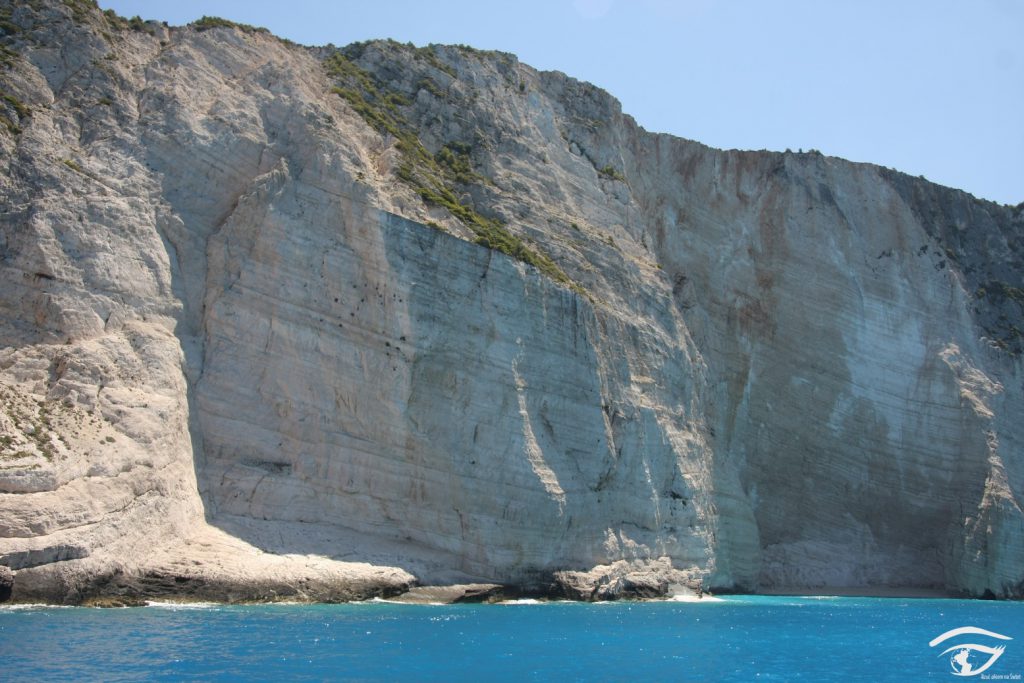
[4,556,973,607]
[1,556,714,606]
[3,582,971,608]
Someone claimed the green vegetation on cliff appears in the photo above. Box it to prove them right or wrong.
[191,16,269,34]
[0,90,29,135]
[324,50,574,289]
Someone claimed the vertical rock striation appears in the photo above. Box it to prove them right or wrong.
[0,0,1020,601]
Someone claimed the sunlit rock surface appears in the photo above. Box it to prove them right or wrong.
[0,0,1020,602]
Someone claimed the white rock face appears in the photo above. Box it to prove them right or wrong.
[0,0,1020,601]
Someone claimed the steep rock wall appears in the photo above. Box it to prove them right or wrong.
[0,0,1020,600]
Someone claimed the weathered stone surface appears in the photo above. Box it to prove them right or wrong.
[0,0,1021,602]
[554,558,699,601]
[393,583,507,604]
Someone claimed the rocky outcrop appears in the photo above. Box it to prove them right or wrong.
[393,583,507,604]
[0,0,1021,602]
[554,558,699,601]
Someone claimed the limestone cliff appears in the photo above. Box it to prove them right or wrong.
[0,0,1021,602]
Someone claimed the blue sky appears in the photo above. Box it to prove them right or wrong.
[97,0,1022,206]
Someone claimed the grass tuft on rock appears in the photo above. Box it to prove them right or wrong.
[598,164,626,182]
[0,90,30,135]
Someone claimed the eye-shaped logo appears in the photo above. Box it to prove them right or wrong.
[929,626,1013,677]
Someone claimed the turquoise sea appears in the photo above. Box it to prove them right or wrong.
[2,596,1022,681]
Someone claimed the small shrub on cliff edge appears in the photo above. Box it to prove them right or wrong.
[192,16,269,34]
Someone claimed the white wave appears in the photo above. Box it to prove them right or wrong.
[666,593,724,603]
[363,597,446,605]
[145,601,221,610]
